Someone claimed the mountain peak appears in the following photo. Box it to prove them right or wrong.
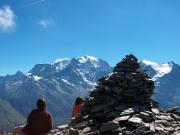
[75,55,99,63]
[15,71,24,76]
[51,58,71,65]
[51,56,99,65]
[142,60,173,80]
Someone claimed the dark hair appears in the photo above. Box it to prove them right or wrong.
[75,97,84,105]
[37,98,46,110]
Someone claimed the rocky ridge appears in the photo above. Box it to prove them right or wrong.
[47,54,180,135]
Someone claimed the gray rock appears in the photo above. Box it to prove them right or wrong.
[113,115,130,122]
[100,121,119,132]
[139,112,153,122]
[57,124,69,130]
[113,87,123,95]
[128,117,142,124]
[84,131,99,135]
[156,115,174,121]
[149,123,155,132]
[82,127,91,133]
[170,113,180,121]
[90,104,108,114]
[69,128,79,135]
[114,104,128,111]
[151,108,160,115]
[106,111,119,119]
[157,129,168,135]
[120,108,135,116]
[107,98,115,106]
[164,127,174,132]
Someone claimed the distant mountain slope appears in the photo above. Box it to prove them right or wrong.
[0,99,25,130]
[141,60,180,108]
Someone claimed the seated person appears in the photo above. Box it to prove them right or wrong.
[23,98,53,135]
[71,96,84,119]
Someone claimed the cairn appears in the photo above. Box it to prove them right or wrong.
[47,54,180,135]
[85,53,156,120]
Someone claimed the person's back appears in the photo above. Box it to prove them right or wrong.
[23,98,52,135]
[72,96,84,119]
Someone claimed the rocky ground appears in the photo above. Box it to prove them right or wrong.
[11,54,180,135]
[47,106,180,135]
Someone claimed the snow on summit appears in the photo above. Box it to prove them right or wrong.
[51,58,71,64]
[76,56,100,68]
[51,58,71,71]
[142,60,173,80]
[76,56,98,63]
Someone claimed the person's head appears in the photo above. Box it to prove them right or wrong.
[37,98,46,110]
[75,96,84,105]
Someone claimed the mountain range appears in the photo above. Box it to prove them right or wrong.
[0,55,179,130]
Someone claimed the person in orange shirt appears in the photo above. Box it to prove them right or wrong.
[72,97,84,119]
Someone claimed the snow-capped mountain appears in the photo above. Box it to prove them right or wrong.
[141,60,180,109]
[0,56,180,130]
[0,56,112,129]
[142,60,173,81]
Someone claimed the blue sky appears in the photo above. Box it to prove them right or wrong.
[0,0,180,75]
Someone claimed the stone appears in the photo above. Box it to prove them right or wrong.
[100,121,119,132]
[155,126,164,131]
[113,115,130,122]
[125,73,134,80]
[120,108,135,116]
[82,127,91,133]
[90,104,108,114]
[156,115,173,121]
[158,130,168,135]
[57,124,68,130]
[170,113,180,121]
[139,112,153,122]
[106,111,120,119]
[69,128,79,135]
[84,131,99,135]
[113,87,123,95]
[151,108,160,115]
[149,123,155,132]
[107,98,115,106]
[128,117,142,124]
[174,131,180,135]
[144,130,155,135]
[114,104,128,111]
[164,127,174,132]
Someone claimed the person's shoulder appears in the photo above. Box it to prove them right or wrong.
[31,109,38,114]
[45,110,52,117]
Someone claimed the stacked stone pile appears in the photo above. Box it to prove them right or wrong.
[47,54,180,135]
[48,107,180,135]
[88,54,155,111]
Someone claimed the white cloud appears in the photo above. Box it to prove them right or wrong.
[0,6,16,32]
[38,19,55,28]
